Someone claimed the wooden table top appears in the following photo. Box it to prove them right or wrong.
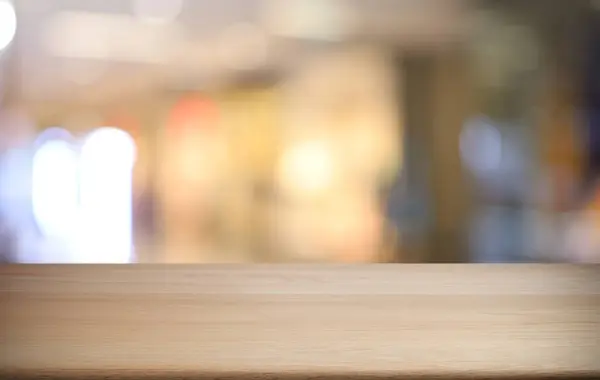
[1,265,599,379]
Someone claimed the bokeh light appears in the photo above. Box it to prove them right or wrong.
[0,0,16,53]
[2,1,600,263]
[32,135,79,240]
[78,127,136,263]
[278,141,337,196]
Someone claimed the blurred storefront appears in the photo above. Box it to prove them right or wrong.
[1,0,600,262]
[157,46,401,263]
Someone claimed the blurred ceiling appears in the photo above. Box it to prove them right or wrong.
[4,0,471,108]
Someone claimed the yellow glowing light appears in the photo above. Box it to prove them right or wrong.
[279,141,336,195]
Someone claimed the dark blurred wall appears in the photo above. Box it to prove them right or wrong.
[391,49,473,263]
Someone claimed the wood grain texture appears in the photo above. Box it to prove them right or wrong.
[1,265,599,379]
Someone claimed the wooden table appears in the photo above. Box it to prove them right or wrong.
[1,265,599,379]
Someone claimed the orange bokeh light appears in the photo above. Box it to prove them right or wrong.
[167,96,219,136]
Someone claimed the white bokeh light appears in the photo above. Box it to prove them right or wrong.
[32,138,79,241]
[30,128,137,263]
[78,127,136,263]
[0,0,17,53]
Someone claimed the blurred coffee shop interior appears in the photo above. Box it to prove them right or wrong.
[1,0,600,263]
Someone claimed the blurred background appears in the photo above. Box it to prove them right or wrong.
[0,0,599,263]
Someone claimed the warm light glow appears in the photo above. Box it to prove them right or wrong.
[78,127,136,263]
[0,0,17,53]
[167,96,218,135]
[279,141,336,196]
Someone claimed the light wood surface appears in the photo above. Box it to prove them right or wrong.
[1,265,599,379]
